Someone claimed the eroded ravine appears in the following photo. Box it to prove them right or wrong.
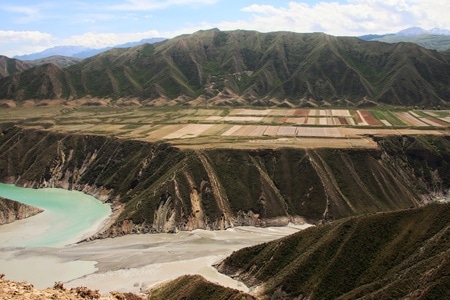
[0,124,448,238]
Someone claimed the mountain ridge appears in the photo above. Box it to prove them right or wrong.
[359,26,450,51]
[0,56,32,79]
[217,203,450,299]
[1,29,450,107]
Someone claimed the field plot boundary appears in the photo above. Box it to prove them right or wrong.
[222,125,242,136]
[163,124,214,139]
[297,127,343,138]
[235,109,271,115]
[395,112,429,127]
[4,107,449,150]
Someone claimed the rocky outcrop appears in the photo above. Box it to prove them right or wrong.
[0,124,448,237]
[0,274,145,300]
[0,197,42,225]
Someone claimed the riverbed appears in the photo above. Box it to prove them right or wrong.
[0,184,312,295]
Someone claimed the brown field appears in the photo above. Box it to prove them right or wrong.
[292,109,310,117]
[421,117,446,127]
[233,125,258,136]
[354,111,364,124]
[285,117,306,124]
[164,124,215,139]
[221,125,242,136]
[338,117,348,125]
[263,126,280,136]
[306,118,317,125]
[1,106,448,150]
[395,112,429,127]
[358,110,382,126]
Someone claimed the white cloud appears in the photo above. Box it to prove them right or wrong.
[110,0,218,11]
[0,30,54,56]
[218,0,450,36]
[0,30,52,43]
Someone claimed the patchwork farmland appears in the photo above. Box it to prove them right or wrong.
[1,107,448,149]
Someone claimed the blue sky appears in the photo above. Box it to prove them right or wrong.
[1,0,449,57]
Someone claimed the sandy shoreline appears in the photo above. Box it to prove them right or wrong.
[1,224,312,295]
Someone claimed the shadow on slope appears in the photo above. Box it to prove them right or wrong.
[217,203,450,300]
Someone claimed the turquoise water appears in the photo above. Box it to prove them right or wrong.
[0,183,111,247]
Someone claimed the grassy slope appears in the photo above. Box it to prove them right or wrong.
[147,275,253,300]
[218,203,450,300]
[0,56,33,79]
[1,29,450,106]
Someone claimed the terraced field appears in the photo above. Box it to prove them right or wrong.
[1,107,448,149]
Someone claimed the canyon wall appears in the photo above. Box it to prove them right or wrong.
[0,123,448,237]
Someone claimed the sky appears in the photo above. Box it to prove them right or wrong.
[1,0,449,57]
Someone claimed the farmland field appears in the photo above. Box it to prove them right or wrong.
[0,106,448,149]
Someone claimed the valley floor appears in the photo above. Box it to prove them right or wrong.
[0,106,448,149]
[1,222,311,295]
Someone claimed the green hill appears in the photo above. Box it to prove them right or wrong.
[0,56,32,78]
[217,203,450,299]
[147,275,254,300]
[1,29,449,107]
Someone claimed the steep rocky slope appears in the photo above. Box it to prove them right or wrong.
[217,203,450,299]
[0,56,32,79]
[0,197,42,225]
[0,124,448,237]
[1,29,449,107]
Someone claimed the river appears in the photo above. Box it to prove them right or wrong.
[0,183,111,247]
[0,183,312,294]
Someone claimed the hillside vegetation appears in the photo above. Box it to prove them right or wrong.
[0,56,32,79]
[1,29,449,107]
[217,203,450,299]
[0,123,448,236]
[147,275,253,300]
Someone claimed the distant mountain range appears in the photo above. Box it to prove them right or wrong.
[359,26,450,52]
[13,38,167,60]
[9,27,450,63]
[1,29,449,107]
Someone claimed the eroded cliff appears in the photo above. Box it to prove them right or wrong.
[0,124,448,237]
[0,197,43,225]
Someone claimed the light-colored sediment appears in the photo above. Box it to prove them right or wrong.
[0,225,312,295]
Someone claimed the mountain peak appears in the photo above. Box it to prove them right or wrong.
[397,26,427,36]
[397,26,450,36]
